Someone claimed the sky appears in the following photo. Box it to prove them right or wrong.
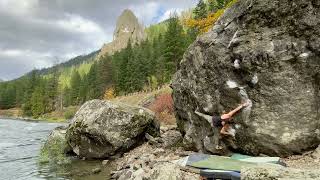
[0,0,197,81]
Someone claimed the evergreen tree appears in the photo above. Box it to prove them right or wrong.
[208,0,218,12]
[194,0,207,19]
[45,71,59,112]
[96,55,113,98]
[30,86,45,118]
[0,84,16,109]
[163,14,184,82]
[116,40,133,94]
[216,0,225,9]
[63,87,72,107]
[23,70,39,116]
[70,70,81,105]
[79,75,88,104]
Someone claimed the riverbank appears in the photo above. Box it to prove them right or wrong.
[0,106,78,122]
[0,85,172,124]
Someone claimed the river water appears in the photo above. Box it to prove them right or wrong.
[0,118,111,180]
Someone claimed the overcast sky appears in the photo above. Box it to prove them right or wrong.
[0,0,197,81]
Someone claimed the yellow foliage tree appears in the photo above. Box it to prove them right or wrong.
[185,0,238,34]
[104,87,115,100]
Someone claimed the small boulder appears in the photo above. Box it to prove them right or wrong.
[66,100,160,159]
[161,130,183,148]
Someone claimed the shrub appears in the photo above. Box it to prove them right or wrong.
[148,93,175,125]
[148,94,173,114]
[64,107,77,120]
[185,0,238,34]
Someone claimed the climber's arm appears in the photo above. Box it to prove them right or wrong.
[227,104,244,117]
[222,102,248,119]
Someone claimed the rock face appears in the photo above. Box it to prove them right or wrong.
[172,0,320,157]
[66,100,159,159]
[98,9,145,57]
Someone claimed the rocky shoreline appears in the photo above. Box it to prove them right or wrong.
[110,125,200,179]
[0,115,47,122]
[110,125,320,180]
[42,115,320,179]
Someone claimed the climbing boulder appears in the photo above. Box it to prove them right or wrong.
[172,0,320,157]
[66,100,159,159]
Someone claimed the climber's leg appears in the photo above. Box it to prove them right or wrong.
[220,122,228,135]
[220,122,234,137]
[195,111,213,126]
[215,128,223,150]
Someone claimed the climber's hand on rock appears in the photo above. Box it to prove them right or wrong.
[241,101,250,107]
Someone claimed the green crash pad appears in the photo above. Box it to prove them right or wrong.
[189,155,256,172]
[231,153,281,164]
[187,153,282,172]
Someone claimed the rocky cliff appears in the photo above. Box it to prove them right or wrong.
[98,9,145,57]
[172,0,320,157]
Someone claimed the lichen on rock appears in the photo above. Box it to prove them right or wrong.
[39,126,72,164]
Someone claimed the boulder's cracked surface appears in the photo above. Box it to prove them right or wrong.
[66,100,159,159]
[172,0,320,157]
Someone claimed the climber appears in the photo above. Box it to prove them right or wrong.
[195,102,249,150]
[195,101,249,137]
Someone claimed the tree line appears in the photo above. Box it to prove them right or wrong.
[0,15,196,118]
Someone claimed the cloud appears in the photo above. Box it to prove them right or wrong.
[0,0,197,80]
[157,8,184,22]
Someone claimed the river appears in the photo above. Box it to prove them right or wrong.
[0,118,111,180]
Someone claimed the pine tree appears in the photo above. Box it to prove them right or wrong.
[45,71,59,112]
[194,0,207,19]
[70,70,81,105]
[96,55,113,98]
[163,13,184,82]
[216,0,225,9]
[79,75,88,104]
[116,40,133,94]
[30,86,45,118]
[63,87,72,107]
[208,0,215,12]
[23,70,39,116]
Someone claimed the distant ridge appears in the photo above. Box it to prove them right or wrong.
[37,50,100,75]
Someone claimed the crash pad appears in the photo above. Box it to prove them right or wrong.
[186,153,282,172]
[231,153,281,164]
[188,154,255,172]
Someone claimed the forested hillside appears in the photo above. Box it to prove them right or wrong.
[0,0,233,119]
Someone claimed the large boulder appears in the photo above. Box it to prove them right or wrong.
[172,0,320,157]
[66,100,159,159]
